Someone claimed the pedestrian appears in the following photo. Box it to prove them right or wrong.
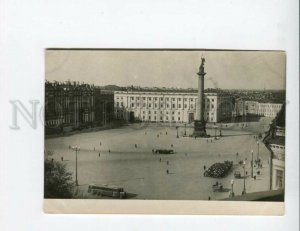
[100,142,101,146]
[204,165,206,171]
[208,196,211,200]
[61,157,63,161]
[159,158,161,162]
[246,171,248,175]
[135,144,137,148]
[94,147,95,151]
[171,144,173,147]
[206,139,208,143]
[108,149,111,153]
[51,158,54,163]
[254,175,256,180]
[166,169,169,174]
[167,161,169,165]
[157,134,159,138]
[166,131,168,135]
[98,152,100,157]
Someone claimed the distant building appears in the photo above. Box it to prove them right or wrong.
[258,103,283,117]
[45,81,114,134]
[114,91,233,123]
[235,99,282,118]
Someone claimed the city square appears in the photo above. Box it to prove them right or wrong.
[45,118,272,200]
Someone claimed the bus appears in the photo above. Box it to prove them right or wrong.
[87,184,127,199]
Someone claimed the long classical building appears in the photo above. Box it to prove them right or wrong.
[235,99,283,118]
[114,91,233,123]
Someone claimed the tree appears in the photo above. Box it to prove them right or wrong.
[44,159,75,198]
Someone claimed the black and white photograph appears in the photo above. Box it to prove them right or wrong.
[44,49,286,203]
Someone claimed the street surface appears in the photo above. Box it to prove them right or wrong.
[45,118,272,200]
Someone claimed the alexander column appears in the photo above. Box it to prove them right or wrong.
[193,57,207,137]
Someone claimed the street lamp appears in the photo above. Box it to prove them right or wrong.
[242,160,246,195]
[184,123,187,136]
[176,126,179,138]
[257,141,260,162]
[72,145,80,186]
[230,179,235,198]
[251,150,254,178]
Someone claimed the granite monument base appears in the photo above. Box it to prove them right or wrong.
[193,120,208,137]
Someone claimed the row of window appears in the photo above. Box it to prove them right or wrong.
[116,102,196,109]
[116,96,215,102]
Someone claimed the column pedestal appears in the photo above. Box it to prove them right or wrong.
[193,119,208,137]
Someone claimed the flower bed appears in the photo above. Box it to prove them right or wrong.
[204,161,233,178]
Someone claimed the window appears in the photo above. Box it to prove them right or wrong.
[121,102,123,107]
[184,98,187,101]
[172,98,175,101]
[212,104,214,109]
[212,99,214,102]
[184,104,187,108]
[166,98,169,101]
[190,98,194,102]
[131,103,134,107]
[172,116,175,121]
[178,112,180,115]
[160,116,163,120]
[137,97,140,100]
[149,97,151,100]
[154,97,157,100]
[178,104,181,108]
[178,98,181,101]
[137,103,139,107]
[172,111,175,114]
[275,170,284,188]
[155,104,157,108]
[178,117,180,121]
[154,111,157,114]
[166,116,169,120]
[143,116,145,119]
[148,111,151,114]
[166,111,169,114]
[161,104,163,107]
[154,116,156,120]
[143,103,146,107]
[131,97,134,100]
[116,102,119,107]
[160,97,163,101]
[143,111,145,114]
[149,103,151,107]
[191,105,194,109]
[148,116,151,120]
[143,97,146,100]
[172,104,175,108]
[167,104,169,108]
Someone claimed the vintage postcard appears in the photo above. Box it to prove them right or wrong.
[44,49,285,214]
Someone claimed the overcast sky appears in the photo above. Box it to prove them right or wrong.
[45,50,285,90]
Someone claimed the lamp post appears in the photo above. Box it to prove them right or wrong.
[251,150,254,178]
[184,123,187,136]
[257,141,260,162]
[242,160,246,195]
[230,179,235,198]
[176,126,179,138]
[72,146,80,186]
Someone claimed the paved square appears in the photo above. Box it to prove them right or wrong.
[45,119,272,200]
